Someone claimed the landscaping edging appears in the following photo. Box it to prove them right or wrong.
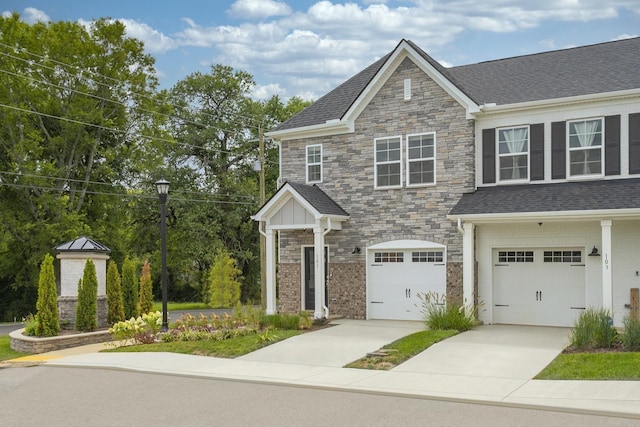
[9,328,111,354]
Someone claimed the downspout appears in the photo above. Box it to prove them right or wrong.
[457,218,464,234]
[322,217,332,318]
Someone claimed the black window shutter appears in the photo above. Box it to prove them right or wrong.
[530,123,544,181]
[482,128,495,184]
[629,113,640,174]
[605,115,621,176]
[551,121,566,179]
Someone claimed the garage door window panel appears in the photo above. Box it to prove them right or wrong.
[498,250,534,263]
[544,250,582,263]
[412,251,443,263]
[374,252,404,263]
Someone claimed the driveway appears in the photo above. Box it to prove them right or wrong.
[238,319,424,367]
[394,324,570,379]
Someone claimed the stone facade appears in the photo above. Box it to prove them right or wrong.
[274,56,475,318]
[277,263,301,314]
[57,295,108,329]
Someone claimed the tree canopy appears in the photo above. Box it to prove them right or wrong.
[0,14,310,321]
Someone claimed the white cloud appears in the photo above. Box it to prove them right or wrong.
[116,19,177,53]
[612,33,639,41]
[227,0,292,20]
[6,7,51,24]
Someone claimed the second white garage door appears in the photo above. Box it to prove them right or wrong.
[492,248,586,327]
[367,240,446,321]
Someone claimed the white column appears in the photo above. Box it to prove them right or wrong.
[313,227,325,319]
[265,229,277,315]
[601,220,613,314]
[462,222,475,315]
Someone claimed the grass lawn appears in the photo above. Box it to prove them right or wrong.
[535,352,640,380]
[151,302,212,312]
[104,329,303,358]
[0,336,30,361]
[345,329,458,370]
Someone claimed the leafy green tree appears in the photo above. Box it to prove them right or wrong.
[0,14,168,321]
[34,253,60,336]
[106,260,125,324]
[76,259,98,331]
[121,256,138,319]
[208,249,242,308]
[138,260,153,315]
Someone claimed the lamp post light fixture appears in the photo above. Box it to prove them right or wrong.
[155,179,170,331]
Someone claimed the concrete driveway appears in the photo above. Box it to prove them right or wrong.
[394,324,571,379]
[238,319,424,367]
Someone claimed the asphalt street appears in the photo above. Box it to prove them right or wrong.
[0,366,637,427]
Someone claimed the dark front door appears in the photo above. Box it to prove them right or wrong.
[304,247,328,310]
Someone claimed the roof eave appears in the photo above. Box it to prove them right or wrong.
[448,208,640,223]
[266,119,354,141]
[475,88,640,116]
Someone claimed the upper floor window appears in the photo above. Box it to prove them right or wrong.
[375,136,402,188]
[407,133,435,186]
[306,144,322,183]
[498,126,529,181]
[568,118,603,177]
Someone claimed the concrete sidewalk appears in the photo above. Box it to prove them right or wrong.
[9,320,640,419]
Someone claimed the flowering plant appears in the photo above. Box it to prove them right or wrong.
[108,311,163,345]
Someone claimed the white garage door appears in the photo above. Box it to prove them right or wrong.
[493,248,585,327]
[368,242,446,321]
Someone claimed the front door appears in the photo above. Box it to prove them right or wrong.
[304,247,328,310]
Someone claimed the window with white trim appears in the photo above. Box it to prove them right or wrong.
[407,133,435,186]
[568,118,603,177]
[375,136,402,188]
[306,144,322,183]
[412,251,443,263]
[498,251,534,263]
[498,126,529,181]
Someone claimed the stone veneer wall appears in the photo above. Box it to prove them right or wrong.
[277,263,301,314]
[327,263,366,319]
[58,295,108,329]
[275,55,476,318]
[10,328,111,354]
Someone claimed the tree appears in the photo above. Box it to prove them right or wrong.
[106,260,125,324]
[208,249,242,308]
[34,253,60,336]
[76,259,98,331]
[122,256,138,319]
[138,260,153,315]
[0,14,168,321]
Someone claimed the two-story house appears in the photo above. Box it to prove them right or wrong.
[253,37,640,327]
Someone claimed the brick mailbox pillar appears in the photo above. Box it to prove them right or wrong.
[55,237,110,329]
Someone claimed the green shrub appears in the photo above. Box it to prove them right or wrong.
[208,249,242,308]
[621,314,640,352]
[75,259,98,332]
[34,254,60,336]
[570,307,616,349]
[138,260,153,315]
[418,291,477,332]
[261,313,302,330]
[106,260,125,324]
[122,256,138,319]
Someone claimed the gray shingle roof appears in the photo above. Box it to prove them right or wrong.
[273,37,640,132]
[449,178,640,216]
[286,182,349,217]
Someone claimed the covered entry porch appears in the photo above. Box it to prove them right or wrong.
[252,182,349,319]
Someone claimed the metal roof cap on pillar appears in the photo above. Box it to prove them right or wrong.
[54,236,111,253]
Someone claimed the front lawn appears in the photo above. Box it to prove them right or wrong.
[151,302,212,312]
[0,336,30,361]
[105,329,302,358]
[345,329,458,370]
[535,352,640,380]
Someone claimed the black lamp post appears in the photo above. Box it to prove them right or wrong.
[155,179,170,331]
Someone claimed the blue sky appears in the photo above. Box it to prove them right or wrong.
[3,0,640,101]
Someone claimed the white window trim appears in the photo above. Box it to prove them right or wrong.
[566,117,605,180]
[374,135,403,189]
[406,132,437,187]
[496,125,530,184]
[305,144,323,184]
